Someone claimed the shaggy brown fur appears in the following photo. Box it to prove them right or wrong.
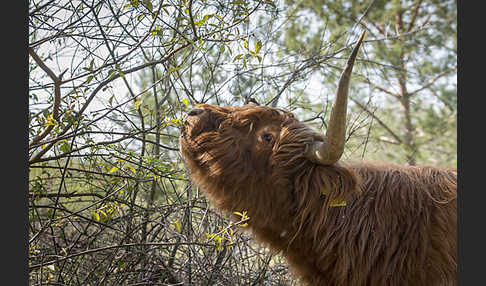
[179,104,457,286]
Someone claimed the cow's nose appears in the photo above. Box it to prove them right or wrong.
[187,108,204,116]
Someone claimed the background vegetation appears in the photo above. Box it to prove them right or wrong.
[28,0,456,285]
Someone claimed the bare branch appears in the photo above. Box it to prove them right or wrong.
[409,65,457,96]
[350,97,403,145]
[407,0,424,32]
[28,47,63,147]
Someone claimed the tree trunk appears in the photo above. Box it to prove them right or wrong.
[398,57,417,166]
[397,9,417,166]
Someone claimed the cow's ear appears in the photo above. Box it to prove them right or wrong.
[244,97,260,106]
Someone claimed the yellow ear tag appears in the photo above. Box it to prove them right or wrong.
[322,188,347,207]
[329,200,347,207]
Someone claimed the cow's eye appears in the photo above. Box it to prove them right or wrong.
[261,133,273,143]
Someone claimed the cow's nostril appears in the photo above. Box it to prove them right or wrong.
[187,108,204,116]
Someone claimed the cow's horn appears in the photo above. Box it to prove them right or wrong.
[305,31,365,165]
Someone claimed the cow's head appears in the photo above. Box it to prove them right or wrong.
[180,32,365,179]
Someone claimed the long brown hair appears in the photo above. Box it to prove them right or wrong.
[180,104,457,286]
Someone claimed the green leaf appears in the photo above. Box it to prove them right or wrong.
[108,166,119,174]
[98,209,108,219]
[107,69,117,79]
[167,66,181,75]
[172,219,181,233]
[83,59,94,72]
[143,0,153,11]
[264,0,276,8]
[59,142,71,153]
[233,211,244,217]
[151,26,161,36]
[233,54,243,62]
[134,98,142,110]
[194,14,214,27]
[124,164,136,175]
[233,211,249,226]
[255,40,262,54]
[86,75,95,83]
[137,13,146,21]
